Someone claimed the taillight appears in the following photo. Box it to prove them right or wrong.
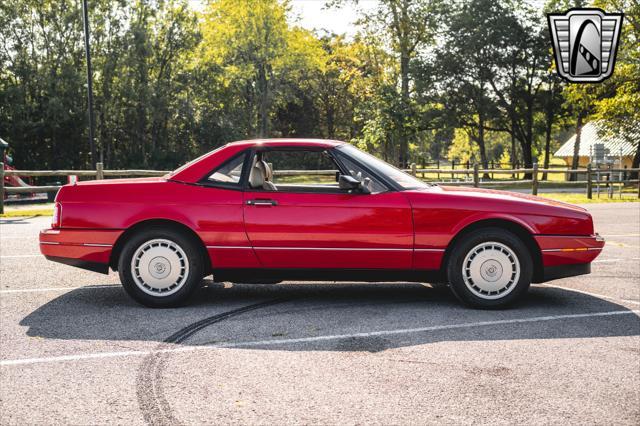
[52,203,62,228]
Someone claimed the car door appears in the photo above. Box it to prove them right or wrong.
[242,148,414,269]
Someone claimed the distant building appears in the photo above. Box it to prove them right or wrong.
[554,121,637,168]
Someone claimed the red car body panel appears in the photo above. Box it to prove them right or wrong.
[40,229,122,265]
[243,190,414,269]
[39,139,604,282]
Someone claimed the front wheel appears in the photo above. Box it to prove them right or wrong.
[446,228,532,308]
[118,228,205,308]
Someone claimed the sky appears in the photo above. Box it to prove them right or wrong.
[288,0,380,36]
[189,0,379,37]
[189,0,549,37]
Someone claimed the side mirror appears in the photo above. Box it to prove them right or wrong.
[338,174,369,193]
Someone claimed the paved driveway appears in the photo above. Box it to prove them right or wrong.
[1,203,639,424]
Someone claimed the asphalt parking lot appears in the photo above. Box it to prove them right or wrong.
[1,203,639,425]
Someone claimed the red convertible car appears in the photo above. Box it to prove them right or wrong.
[40,139,604,308]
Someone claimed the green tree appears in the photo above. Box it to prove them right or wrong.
[332,0,444,166]
[430,0,513,171]
[592,0,640,175]
[200,0,324,138]
[0,0,200,170]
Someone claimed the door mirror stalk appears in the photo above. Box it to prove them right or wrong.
[338,174,370,194]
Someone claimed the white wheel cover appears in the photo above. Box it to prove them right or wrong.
[462,241,521,300]
[131,239,190,297]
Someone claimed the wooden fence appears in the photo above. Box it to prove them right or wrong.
[1,161,639,214]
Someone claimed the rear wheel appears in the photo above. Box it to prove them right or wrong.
[118,228,204,308]
[447,228,532,308]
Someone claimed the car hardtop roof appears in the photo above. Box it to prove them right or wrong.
[169,139,346,183]
[227,138,345,149]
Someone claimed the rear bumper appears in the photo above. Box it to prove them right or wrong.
[39,228,122,274]
[44,255,110,274]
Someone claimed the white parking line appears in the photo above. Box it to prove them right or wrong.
[541,284,640,305]
[224,310,640,348]
[1,309,638,367]
[0,285,119,294]
[0,254,42,259]
[593,257,640,263]
[0,236,37,240]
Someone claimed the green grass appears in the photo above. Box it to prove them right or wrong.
[416,157,571,182]
[535,192,639,204]
[1,208,54,217]
[274,175,336,184]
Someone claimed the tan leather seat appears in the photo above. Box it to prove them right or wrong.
[248,158,277,191]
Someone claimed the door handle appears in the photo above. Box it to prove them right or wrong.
[246,199,278,206]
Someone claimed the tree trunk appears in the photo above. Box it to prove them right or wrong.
[520,97,535,180]
[398,52,410,168]
[510,116,517,178]
[570,112,584,181]
[542,89,555,181]
[524,98,534,167]
[326,103,335,139]
[543,115,552,181]
[477,114,489,179]
[257,63,268,138]
[521,142,533,179]
[631,141,640,179]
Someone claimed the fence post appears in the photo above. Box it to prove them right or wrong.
[96,162,104,180]
[410,163,417,176]
[451,160,455,180]
[587,163,592,199]
[606,164,613,198]
[0,162,4,214]
[531,163,538,195]
[436,159,440,181]
[473,163,479,188]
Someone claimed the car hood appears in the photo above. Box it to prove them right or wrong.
[418,185,588,213]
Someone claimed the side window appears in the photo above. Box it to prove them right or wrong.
[336,154,387,193]
[250,149,340,191]
[206,152,246,185]
[266,150,339,187]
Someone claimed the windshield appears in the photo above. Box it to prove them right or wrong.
[336,144,429,190]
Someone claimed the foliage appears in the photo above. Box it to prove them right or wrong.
[591,0,640,169]
[0,0,637,173]
[447,129,479,164]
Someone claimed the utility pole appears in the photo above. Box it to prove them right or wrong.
[82,0,97,168]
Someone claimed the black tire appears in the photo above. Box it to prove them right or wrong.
[118,227,205,308]
[446,227,532,309]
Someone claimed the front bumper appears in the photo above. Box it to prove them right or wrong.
[535,233,605,267]
[532,233,604,283]
[39,228,123,274]
[536,262,591,283]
